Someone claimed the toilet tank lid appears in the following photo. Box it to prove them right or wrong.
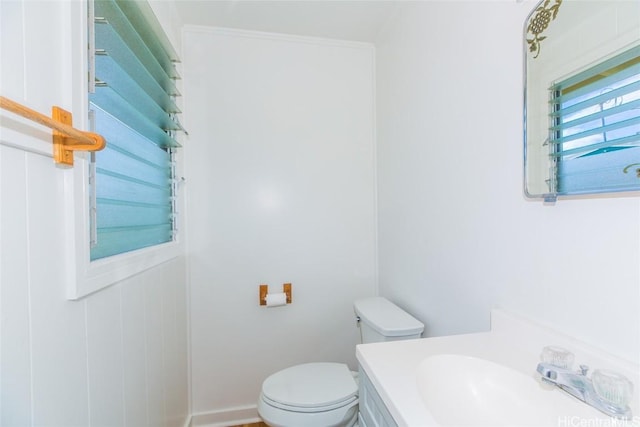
[354,297,424,336]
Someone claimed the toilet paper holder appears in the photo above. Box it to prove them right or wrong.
[259,283,292,306]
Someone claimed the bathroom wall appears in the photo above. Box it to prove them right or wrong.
[0,1,189,426]
[375,0,639,362]
[182,27,376,420]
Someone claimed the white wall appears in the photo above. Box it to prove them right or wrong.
[376,0,639,362]
[182,27,376,418]
[0,2,189,426]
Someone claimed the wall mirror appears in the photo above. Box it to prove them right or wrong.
[524,0,640,202]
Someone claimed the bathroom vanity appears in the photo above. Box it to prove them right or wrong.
[358,368,397,427]
[356,309,640,427]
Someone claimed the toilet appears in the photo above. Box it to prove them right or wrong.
[257,297,424,427]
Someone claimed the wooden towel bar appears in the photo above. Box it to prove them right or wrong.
[0,95,106,166]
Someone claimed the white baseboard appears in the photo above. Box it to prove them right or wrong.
[189,405,262,427]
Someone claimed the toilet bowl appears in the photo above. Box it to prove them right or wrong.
[257,297,424,427]
[258,363,358,427]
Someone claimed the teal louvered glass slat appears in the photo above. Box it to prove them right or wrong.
[92,105,171,167]
[95,52,180,114]
[553,134,640,159]
[95,200,172,230]
[553,116,640,148]
[90,224,173,260]
[90,86,181,148]
[550,80,640,119]
[550,99,640,133]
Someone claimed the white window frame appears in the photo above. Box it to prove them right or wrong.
[63,0,182,300]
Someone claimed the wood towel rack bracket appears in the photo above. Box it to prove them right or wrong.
[0,96,106,166]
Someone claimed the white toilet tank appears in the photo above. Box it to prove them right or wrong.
[354,297,424,343]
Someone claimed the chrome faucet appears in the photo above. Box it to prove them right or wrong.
[537,362,633,420]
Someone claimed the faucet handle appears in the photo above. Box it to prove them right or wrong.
[592,369,634,409]
[579,365,589,376]
[541,346,575,369]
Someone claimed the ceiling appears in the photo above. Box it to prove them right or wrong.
[172,0,399,43]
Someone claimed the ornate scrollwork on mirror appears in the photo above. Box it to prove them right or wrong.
[523,0,640,202]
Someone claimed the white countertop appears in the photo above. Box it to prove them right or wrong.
[356,308,640,427]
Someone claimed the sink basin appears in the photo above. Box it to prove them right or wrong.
[417,354,605,426]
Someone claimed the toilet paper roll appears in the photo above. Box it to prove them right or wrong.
[266,292,287,307]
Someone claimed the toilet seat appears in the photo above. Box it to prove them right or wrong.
[261,362,358,412]
[261,393,358,413]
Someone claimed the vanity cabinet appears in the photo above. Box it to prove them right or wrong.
[358,368,398,427]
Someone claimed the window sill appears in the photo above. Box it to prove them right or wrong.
[68,241,182,300]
